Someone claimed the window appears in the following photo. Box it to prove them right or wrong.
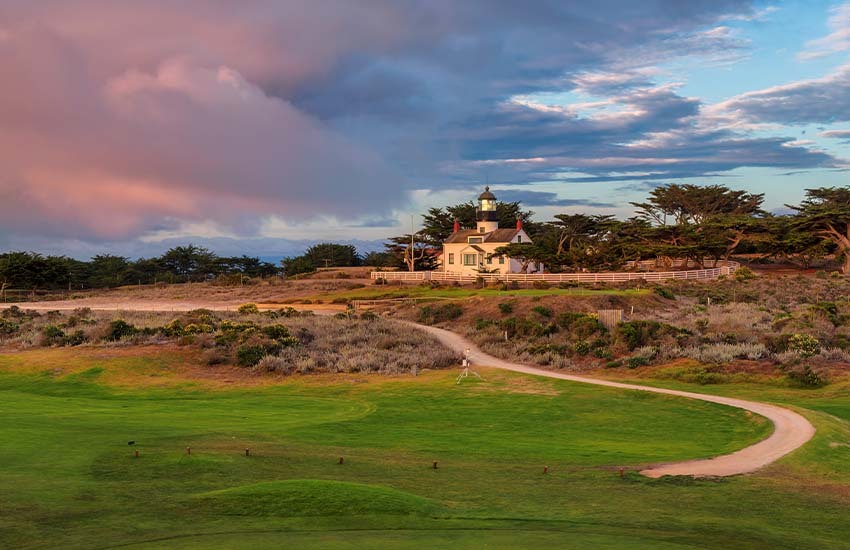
[468,237,483,244]
[499,256,505,265]
[517,235,522,243]
[479,226,486,233]
[448,253,454,265]
[463,254,477,266]
[486,256,492,264]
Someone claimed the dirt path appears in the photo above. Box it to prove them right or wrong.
[1,300,345,313]
[408,321,816,478]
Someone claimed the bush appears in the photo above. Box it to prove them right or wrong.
[238,303,260,315]
[255,355,291,372]
[557,312,605,339]
[572,340,590,355]
[654,286,675,299]
[203,348,229,366]
[360,311,379,321]
[591,347,610,360]
[627,356,649,369]
[261,324,291,340]
[531,305,552,318]
[733,267,756,282]
[498,302,514,315]
[475,318,494,330]
[236,344,267,367]
[0,318,19,335]
[64,330,87,346]
[786,364,829,387]
[106,320,137,341]
[788,333,820,358]
[419,303,463,324]
[532,280,550,290]
[41,325,66,346]
[500,316,545,338]
[617,320,685,351]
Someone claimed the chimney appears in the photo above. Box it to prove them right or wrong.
[516,218,523,231]
[453,219,460,233]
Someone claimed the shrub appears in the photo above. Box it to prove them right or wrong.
[617,320,685,351]
[675,343,767,364]
[605,360,623,368]
[532,280,550,290]
[593,347,613,359]
[360,311,379,321]
[788,333,820,358]
[63,330,87,346]
[0,318,19,335]
[627,356,649,369]
[733,267,756,282]
[255,355,291,372]
[41,325,66,346]
[237,303,260,315]
[498,302,514,315]
[203,348,229,366]
[786,364,829,387]
[475,318,494,330]
[236,344,267,367]
[160,319,185,337]
[418,303,463,324]
[531,305,552,318]
[557,312,605,339]
[572,340,590,355]
[106,320,137,341]
[261,324,291,340]
[500,316,545,338]
[183,323,214,335]
[654,286,675,299]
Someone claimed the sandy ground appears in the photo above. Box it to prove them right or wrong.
[1,299,346,313]
[407,321,817,478]
[3,297,816,477]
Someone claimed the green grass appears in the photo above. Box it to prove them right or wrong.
[0,351,849,549]
[295,285,649,303]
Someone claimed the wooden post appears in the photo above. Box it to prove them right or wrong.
[433,461,438,469]
[339,456,344,465]
[186,447,191,455]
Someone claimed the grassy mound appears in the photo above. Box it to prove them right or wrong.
[195,479,438,517]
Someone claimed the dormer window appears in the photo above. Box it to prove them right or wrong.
[517,235,522,243]
[468,236,483,244]
[479,226,485,233]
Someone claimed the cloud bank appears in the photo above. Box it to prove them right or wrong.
[0,0,846,254]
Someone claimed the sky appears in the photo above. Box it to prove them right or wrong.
[2,0,850,259]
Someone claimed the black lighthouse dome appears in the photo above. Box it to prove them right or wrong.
[477,186,498,223]
[478,186,496,201]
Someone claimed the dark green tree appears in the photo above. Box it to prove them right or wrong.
[788,187,850,273]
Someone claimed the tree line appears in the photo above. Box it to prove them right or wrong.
[385,184,850,274]
[0,245,279,291]
[6,184,850,289]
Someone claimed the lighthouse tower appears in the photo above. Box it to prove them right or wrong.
[476,186,499,233]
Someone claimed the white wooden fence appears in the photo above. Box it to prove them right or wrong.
[371,261,739,284]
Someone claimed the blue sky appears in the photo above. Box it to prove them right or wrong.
[1,1,849,258]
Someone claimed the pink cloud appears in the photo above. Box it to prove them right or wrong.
[0,4,404,240]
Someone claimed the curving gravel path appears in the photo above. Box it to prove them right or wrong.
[408,321,816,478]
